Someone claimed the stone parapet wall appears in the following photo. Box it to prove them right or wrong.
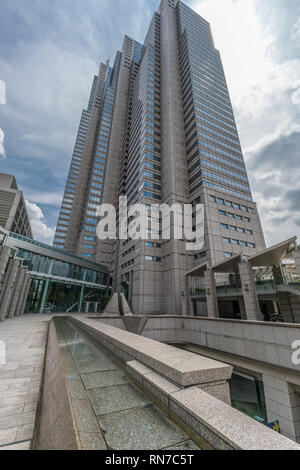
[70,316,300,450]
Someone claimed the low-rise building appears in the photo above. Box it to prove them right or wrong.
[0,227,111,318]
[0,173,33,238]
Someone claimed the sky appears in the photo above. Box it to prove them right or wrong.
[0,0,299,246]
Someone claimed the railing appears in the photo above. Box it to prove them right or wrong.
[190,281,277,298]
[50,290,96,313]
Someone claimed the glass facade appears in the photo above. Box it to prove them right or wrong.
[230,372,267,424]
[8,233,110,314]
[176,1,252,202]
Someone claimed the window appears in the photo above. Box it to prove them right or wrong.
[217,198,224,205]
[225,201,232,207]
[223,237,230,244]
[229,226,236,231]
[84,226,96,233]
[221,223,228,229]
[219,210,226,216]
[85,218,97,225]
[225,252,232,258]
[231,239,239,245]
[145,256,161,262]
[210,195,216,202]
[240,241,246,247]
[248,243,255,248]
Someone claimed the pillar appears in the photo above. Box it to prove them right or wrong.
[8,266,26,318]
[238,261,261,321]
[204,269,219,318]
[0,258,22,321]
[293,249,300,278]
[272,265,285,286]
[183,275,193,316]
[239,299,247,320]
[263,374,300,443]
[15,271,29,316]
[277,293,295,323]
[0,246,11,282]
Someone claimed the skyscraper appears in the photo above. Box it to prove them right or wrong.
[54,0,265,315]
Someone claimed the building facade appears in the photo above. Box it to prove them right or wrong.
[0,229,110,318]
[0,173,33,239]
[55,0,265,315]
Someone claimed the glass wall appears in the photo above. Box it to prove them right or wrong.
[26,278,45,313]
[17,248,107,285]
[44,282,82,313]
[25,278,107,314]
[230,372,267,424]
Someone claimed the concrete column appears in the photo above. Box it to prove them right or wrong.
[263,374,300,443]
[277,293,295,323]
[182,275,189,316]
[8,267,26,318]
[272,265,285,286]
[273,300,279,314]
[0,246,11,282]
[239,299,247,320]
[238,262,261,321]
[204,269,219,318]
[15,271,29,316]
[20,275,31,315]
[183,275,193,316]
[0,258,22,321]
[293,250,300,278]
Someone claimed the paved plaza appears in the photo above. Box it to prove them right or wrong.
[0,315,51,450]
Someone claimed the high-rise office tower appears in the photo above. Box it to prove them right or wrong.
[54,0,265,315]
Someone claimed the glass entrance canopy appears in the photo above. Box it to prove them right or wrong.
[7,233,111,313]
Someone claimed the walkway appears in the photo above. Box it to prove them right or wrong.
[0,315,51,450]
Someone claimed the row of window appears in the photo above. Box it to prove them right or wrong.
[203,181,252,202]
[122,246,135,258]
[190,169,250,194]
[221,223,253,235]
[210,195,252,213]
[222,237,255,248]
[121,259,135,270]
[189,148,245,173]
[145,256,161,262]
[189,158,248,183]
[219,209,250,222]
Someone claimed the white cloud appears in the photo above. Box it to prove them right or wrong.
[191,0,300,246]
[0,128,6,158]
[191,0,300,146]
[25,200,55,244]
[24,189,63,206]
[0,80,6,104]
[291,16,300,41]
[292,86,300,105]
